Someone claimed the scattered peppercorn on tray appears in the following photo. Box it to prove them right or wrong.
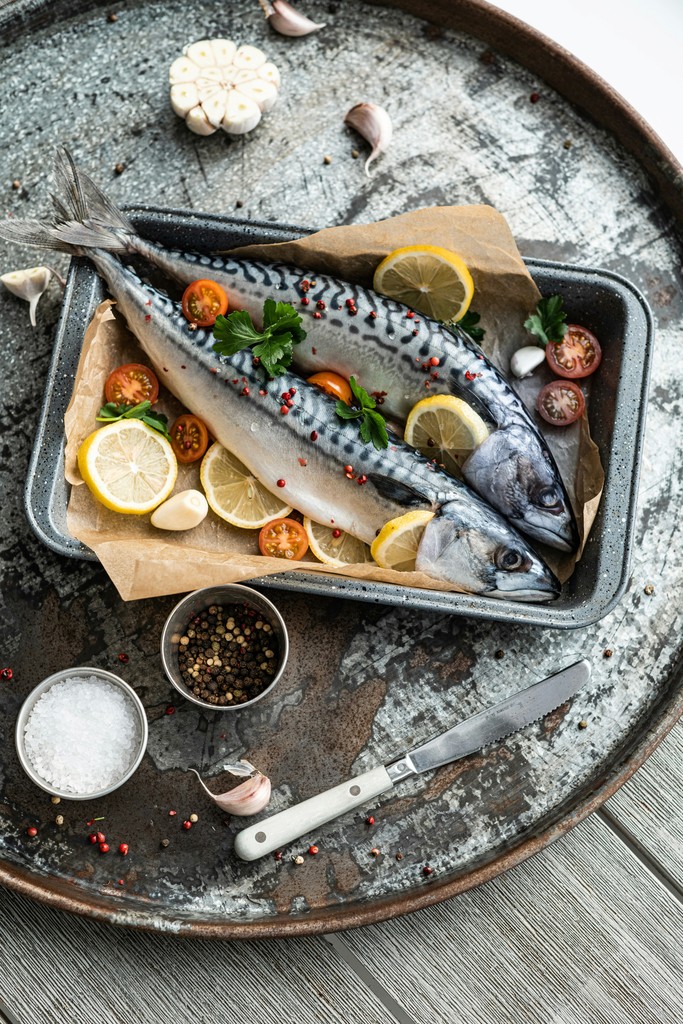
[26,209,653,629]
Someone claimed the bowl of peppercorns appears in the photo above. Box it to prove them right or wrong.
[160,585,289,710]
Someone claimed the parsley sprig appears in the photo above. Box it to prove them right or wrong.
[96,400,170,440]
[457,309,485,342]
[524,295,568,346]
[335,376,388,450]
[212,298,306,377]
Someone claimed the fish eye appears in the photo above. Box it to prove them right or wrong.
[495,547,527,572]
[538,488,560,509]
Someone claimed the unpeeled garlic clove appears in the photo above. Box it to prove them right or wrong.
[189,765,272,816]
[151,489,209,530]
[261,0,326,36]
[510,345,546,379]
[0,265,53,327]
[344,102,393,177]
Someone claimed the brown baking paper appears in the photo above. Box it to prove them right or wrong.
[64,205,604,601]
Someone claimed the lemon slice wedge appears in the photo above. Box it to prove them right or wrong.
[303,517,374,568]
[77,419,177,514]
[200,442,292,528]
[404,395,490,477]
[372,245,474,323]
[370,509,435,572]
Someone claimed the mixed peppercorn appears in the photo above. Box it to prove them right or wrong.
[176,602,280,706]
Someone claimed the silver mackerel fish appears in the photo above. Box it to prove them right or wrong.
[0,201,561,600]
[35,152,577,553]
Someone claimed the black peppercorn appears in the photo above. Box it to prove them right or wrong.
[177,602,280,706]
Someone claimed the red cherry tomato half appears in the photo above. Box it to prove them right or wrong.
[545,324,602,379]
[170,414,209,464]
[181,279,229,327]
[258,518,309,560]
[536,380,586,426]
[307,371,353,405]
[104,363,159,406]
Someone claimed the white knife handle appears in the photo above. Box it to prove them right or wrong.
[233,765,393,861]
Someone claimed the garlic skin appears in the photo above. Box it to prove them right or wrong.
[150,489,208,531]
[170,39,281,136]
[262,0,326,37]
[510,345,546,379]
[344,102,393,177]
[189,765,272,816]
[1,265,52,327]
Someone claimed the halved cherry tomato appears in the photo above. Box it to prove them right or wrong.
[546,324,602,379]
[181,279,229,327]
[307,371,353,405]
[104,363,159,407]
[536,380,586,426]
[170,414,209,464]
[258,518,309,560]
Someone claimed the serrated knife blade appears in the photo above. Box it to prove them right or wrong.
[234,659,590,861]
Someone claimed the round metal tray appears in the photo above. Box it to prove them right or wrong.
[1,0,682,938]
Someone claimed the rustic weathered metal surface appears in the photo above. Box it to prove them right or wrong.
[26,211,653,630]
[1,0,682,938]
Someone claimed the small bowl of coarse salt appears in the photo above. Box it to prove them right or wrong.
[15,667,148,800]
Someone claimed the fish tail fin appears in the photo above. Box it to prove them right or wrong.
[0,147,136,255]
[0,218,76,253]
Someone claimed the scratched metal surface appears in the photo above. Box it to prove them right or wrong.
[0,0,682,936]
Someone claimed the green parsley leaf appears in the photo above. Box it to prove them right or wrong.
[524,295,568,346]
[96,400,170,440]
[335,376,388,450]
[457,309,485,342]
[213,300,306,377]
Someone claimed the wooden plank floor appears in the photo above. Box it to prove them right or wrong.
[2,726,683,1024]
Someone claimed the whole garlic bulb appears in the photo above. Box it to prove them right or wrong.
[169,39,281,136]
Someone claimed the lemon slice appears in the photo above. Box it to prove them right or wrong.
[404,395,490,477]
[77,419,177,514]
[372,245,474,323]
[303,517,374,568]
[200,442,292,528]
[370,509,435,572]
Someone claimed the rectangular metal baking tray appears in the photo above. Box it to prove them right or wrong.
[24,208,654,629]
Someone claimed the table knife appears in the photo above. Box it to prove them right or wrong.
[233,659,590,861]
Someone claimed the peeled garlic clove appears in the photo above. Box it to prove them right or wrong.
[171,83,200,118]
[222,92,262,135]
[189,767,272,816]
[265,0,326,37]
[510,345,547,379]
[184,40,217,68]
[1,266,53,327]
[344,102,393,177]
[150,489,208,530]
[185,105,218,136]
[237,77,279,113]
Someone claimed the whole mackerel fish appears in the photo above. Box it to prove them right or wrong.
[0,223,560,599]
[39,156,578,554]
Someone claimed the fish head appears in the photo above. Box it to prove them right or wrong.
[461,424,579,552]
[415,499,561,602]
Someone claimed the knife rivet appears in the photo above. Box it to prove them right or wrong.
[255,831,267,843]
[350,785,361,796]
[395,763,406,773]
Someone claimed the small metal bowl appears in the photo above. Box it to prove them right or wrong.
[160,584,289,711]
[15,666,148,801]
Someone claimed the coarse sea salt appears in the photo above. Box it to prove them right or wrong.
[23,675,141,794]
